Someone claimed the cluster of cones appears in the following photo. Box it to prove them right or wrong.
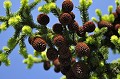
[26,0,116,79]
[98,6,120,38]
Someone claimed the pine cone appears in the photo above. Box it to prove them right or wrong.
[66,69,78,79]
[31,37,46,52]
[52,23,63,34]
[58,56,71,66]
[59,13,72,25]
[54,66,60,73]
[43,61,51,70]
[62,0,74,12]
[46,48,58,61]
[75,42,90,58]
[72,62,89,78]
[28,36,35,45]
[53,34,66,47]
[98,21,113,30]
[68,20,79,32]
[37,14,50,25]
[58,46,72,59]
[83,21,95,32]
[60,65,71,75]
[76,26,86,37]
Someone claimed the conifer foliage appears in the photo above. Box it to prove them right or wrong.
[0,0,120,79]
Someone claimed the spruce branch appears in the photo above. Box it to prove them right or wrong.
[78,0,90,24]
[19,37,28,58]
[6,33,26,55]
[0,16,8,22]
[28,0,42,11]
[51,6,61,17]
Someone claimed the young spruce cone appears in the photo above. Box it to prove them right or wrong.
[46,47,58,61]
[52,23,63,34]
[66,69,78,79]
[59,13,72,25]
[58,56,71,66]
[60,65,71,75]
[28,36,35,45]
[54,66,60,73]
[98,20,113,30]
[76,26,86,37]
[75,42,90,57]
[62,0,74,12]
[68,20,79,32]
[31,37,46,52]
[72,62,89,78]
[43,61,51,70]
[37,14,50,25]
[83,21,95,32]
[53,34,66,47]
[58,46,72,59]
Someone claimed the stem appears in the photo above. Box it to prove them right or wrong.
[80,8,89,25]
[6,8,11,17]
[33,58,44,63]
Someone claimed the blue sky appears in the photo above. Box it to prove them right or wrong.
[0,0,120,79]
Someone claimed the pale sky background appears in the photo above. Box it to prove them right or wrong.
[0,0,120,79]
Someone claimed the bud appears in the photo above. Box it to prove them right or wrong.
[118,28,120,35]
[0,22,7,31]
[108,14,115,23]
[60,76,66,79]
[86,0,93,8]
[102,14,109,21]
[22,25,32,35]
[8,15,21,26]
[108,5,113,14]
[99,61,104,67]
[0,53,7,62]
[86,36,95,44]
[4,0,12,9]
[49,3,56,9]
[38,6,42,12]
[118,39,120,45]
[117,74,120,79]
[91,17,98,23]
[27,54,34,69]
[38,5,50,13]
[110,35,118,44]
[115,0,119,6]
[15,15,21,21]
[95,9,102,17]
[2,46,10,51]
[94,27,100,34]
[41,51,48,60]
[5,59,10,66]
[80,0,86,6]
[20,0,29,6]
